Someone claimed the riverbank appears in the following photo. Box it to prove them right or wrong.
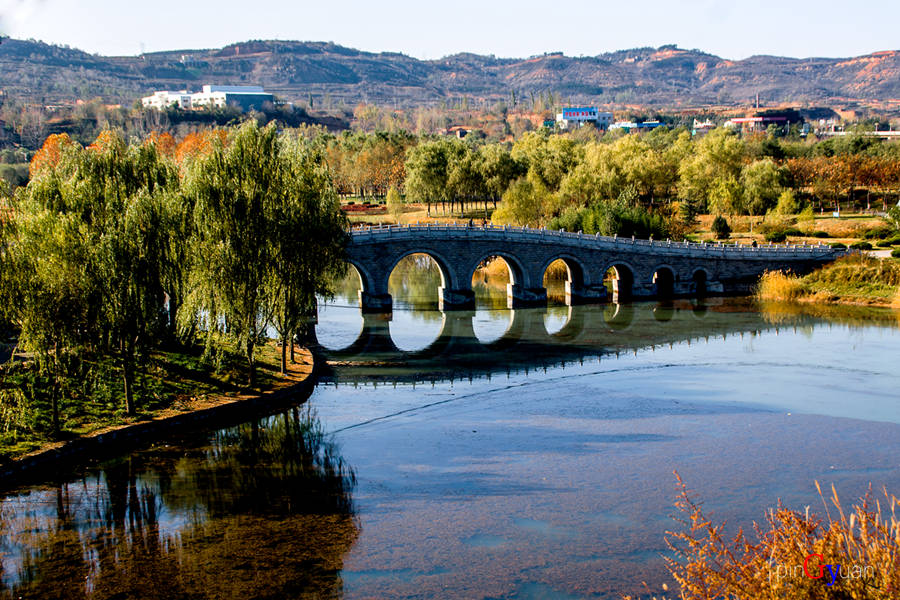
[0,343,317,489]
[756,254,900,307]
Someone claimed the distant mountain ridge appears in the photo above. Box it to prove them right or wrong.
[4,38,900,107]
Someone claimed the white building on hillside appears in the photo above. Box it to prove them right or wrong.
[190,85,274,110]
[556,107,614,129]
[141,90,193,110]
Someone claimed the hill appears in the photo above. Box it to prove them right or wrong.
[3,38,900,107]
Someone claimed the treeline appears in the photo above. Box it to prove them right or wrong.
[0,122,347,437]
[397,128,900,236]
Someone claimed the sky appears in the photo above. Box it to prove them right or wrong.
[1,0,898,61]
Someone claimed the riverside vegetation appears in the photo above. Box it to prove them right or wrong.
[0,122,348,459]
[756,255,900,306]
[627,473,900,600]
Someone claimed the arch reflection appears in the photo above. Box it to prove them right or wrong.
[318,302,803,386]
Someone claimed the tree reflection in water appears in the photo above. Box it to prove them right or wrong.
[0,407,357,599]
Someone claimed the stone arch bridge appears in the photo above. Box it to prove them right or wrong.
[346,224,844,312]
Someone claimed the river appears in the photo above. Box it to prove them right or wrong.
[1,257,899,599]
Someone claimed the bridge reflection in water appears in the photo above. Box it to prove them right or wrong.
[312,299,786,385]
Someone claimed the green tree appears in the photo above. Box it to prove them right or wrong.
[3,206,95,434]
[386,185,404,223]
[492,177,546,227]
[183,122,279,387]
[741,158,785,216]
[708,176,744,216]
[678,128,745,211]
[711,215,732,239]
[773,189,801,216]
[479,144,523,209]
[266,135,348,374]
[404,139,455,216]
[12,131,175,418]
[85,136,174,415]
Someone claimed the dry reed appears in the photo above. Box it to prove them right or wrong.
[755,270,806,302]
[629,472,900,599]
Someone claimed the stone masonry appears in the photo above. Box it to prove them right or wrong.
[346,224,845,312]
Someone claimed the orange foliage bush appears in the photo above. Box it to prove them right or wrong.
[87,130,121,153]
[630,472,900,599]
[175,129,228,166]
[28,133,78,177]
[145,131,176,158]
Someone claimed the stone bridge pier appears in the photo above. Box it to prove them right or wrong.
[345,225,845,313]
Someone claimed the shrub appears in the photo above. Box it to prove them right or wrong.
[765,230,787,243]
[850,241,873,250]
[892,248,900,259]
[755,270,805,301]
[810,230,830,238]
[862,226,893,240]
[830,242,847,249]
[653,473,900,600]
[876,235,900,247]
[711,215,731,239]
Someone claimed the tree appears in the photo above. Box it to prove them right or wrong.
[772,190,801,216]
[492,177,546,227]
[707,176,744,216]
[479,144,523,210]
[13,131,176,418]
[386,185,404,223]
[741,159,785,216]
[678,128,745,211]
[184,122,348,383]
[183,122,278,387]
[265,135,348,374]
[711,215,731,239]
[2,206,95,434]
[404,139,459,215]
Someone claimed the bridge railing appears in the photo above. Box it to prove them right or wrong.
[348,223,841,257]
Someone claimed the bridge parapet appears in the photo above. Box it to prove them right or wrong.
[346,224,845,312]
[350,223,841,259]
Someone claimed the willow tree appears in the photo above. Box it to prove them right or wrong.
[184,122,347,385]
[2,205,96,435]
[4,138,100,433]
[183,122,277,387]
[266,135,348,375]
[14,132,176,417]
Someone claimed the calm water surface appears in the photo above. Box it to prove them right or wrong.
[2,258,900,599]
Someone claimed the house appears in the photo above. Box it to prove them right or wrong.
[556,107,614,130]
[141,90,193,110]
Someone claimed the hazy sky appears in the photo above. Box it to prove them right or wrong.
[1,0,898,60]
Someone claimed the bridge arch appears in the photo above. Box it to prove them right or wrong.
[469,252,528,288]
[386,249,459,292]
[603,262,636,301]
[346,259,376,297]
[651,265,676,299]
[540,255,588,288]
[691,268,710,297]
[541,255,587,305]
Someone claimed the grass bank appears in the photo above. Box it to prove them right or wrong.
[756,255,900,307]
[0,341,313,462]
